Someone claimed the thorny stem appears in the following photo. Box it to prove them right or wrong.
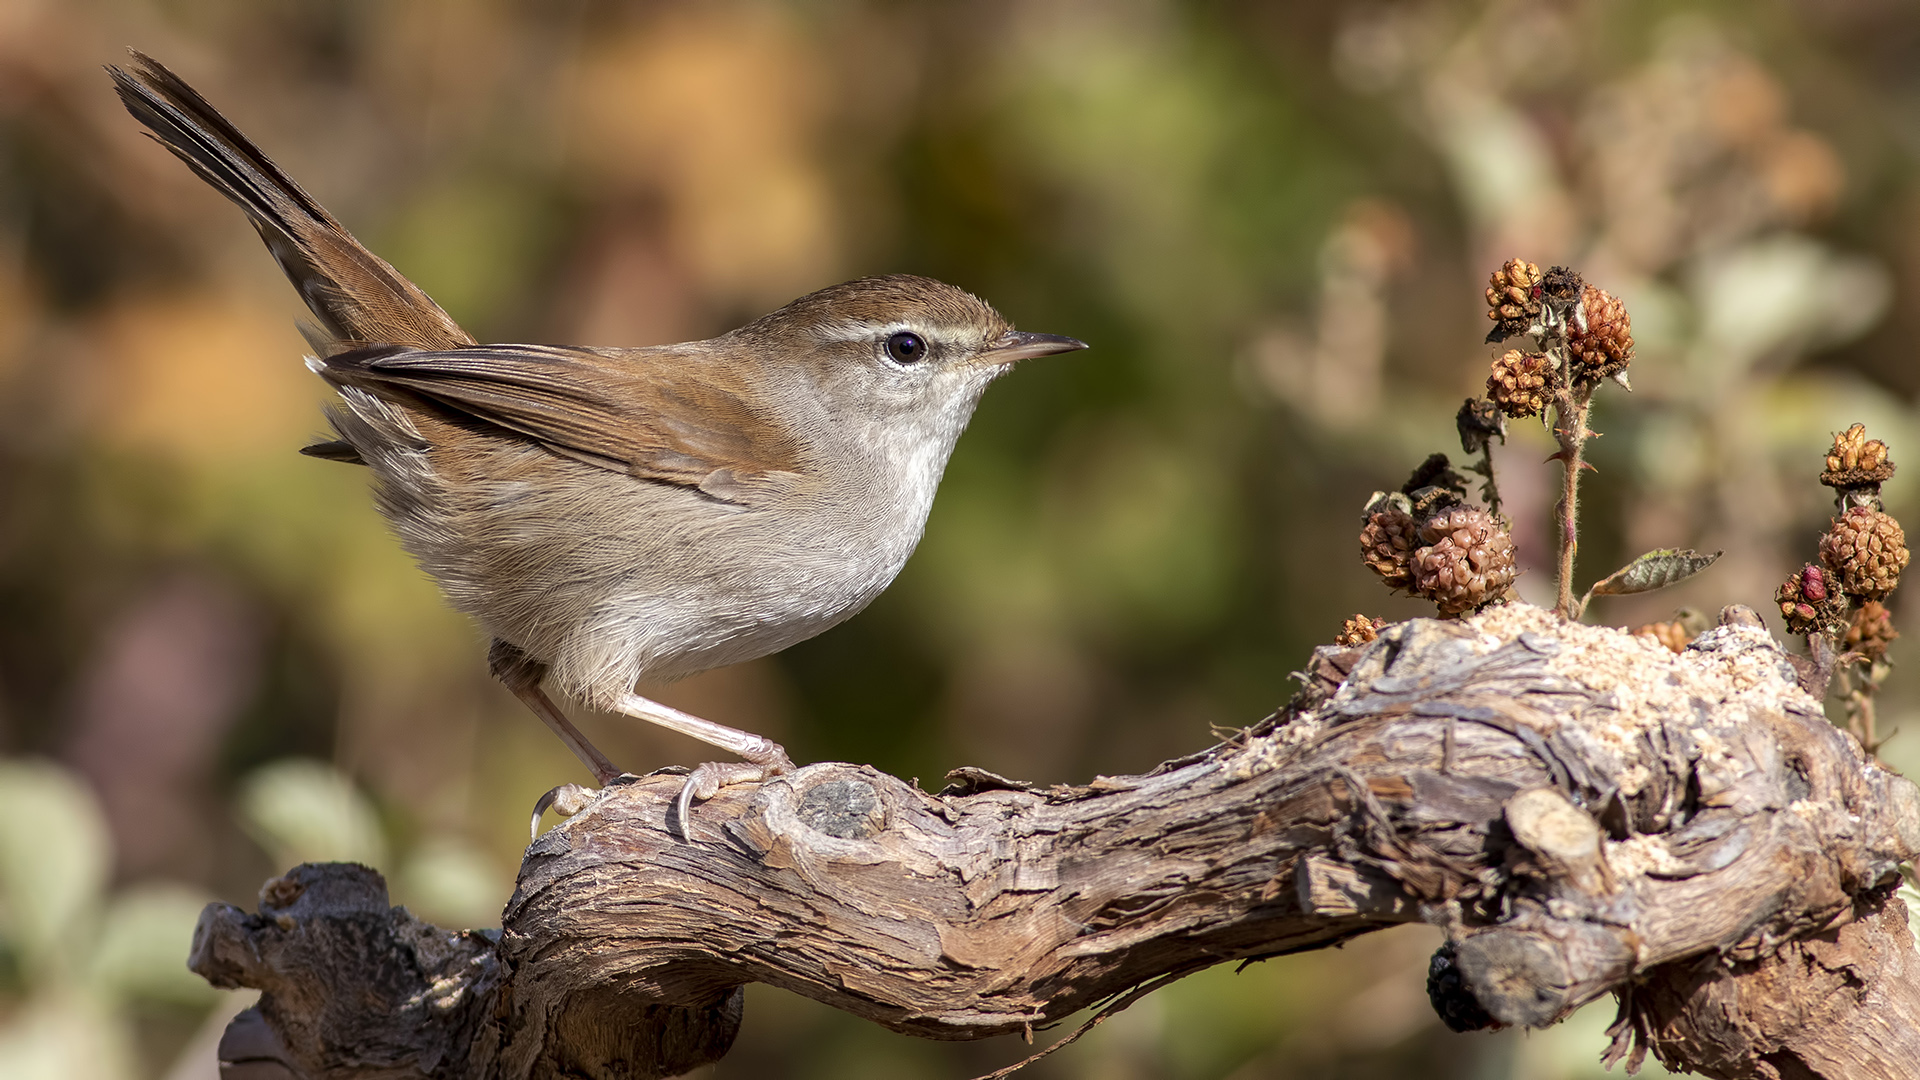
[1825,489,1893,758]
[1553,383,1594,620]
[1839,658,1889,757]
[1853,679,1880,755]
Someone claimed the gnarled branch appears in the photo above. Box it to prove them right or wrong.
[188,605,1920,1079]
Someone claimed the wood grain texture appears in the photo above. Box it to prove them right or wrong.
[187,606,1920,1079]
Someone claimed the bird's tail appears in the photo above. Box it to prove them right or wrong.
[108,51,473,354]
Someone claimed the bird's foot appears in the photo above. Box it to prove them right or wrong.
[529,782,597,838]
[528,773,650,838]
[602,691,797,841]
[672,742,796,841]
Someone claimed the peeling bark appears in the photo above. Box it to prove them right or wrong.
[188,606,1920,1079]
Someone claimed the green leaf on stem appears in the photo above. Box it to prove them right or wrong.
[1584,548,1722,604]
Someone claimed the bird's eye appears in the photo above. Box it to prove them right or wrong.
[884,331,926,364]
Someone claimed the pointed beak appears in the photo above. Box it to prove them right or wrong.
[977,330,1089,367]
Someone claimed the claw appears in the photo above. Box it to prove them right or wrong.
[669,757,793,842]
[673,776,699,842]
[529,782,598,838]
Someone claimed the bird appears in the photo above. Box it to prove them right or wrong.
[108,51,1086,836]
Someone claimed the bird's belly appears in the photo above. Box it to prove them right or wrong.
[592,515,911,682]
[397,452,923,706]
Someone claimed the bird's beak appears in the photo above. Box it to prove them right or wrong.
[977,331,1089,366]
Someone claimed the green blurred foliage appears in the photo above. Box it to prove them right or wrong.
[0,761,223,1080]
[0,0,1916,1076]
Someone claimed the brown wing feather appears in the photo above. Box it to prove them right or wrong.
[109,52,472,352]
[318,345,807,498]
[112,55,805,496]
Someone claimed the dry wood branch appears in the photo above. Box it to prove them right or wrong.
[188,605,1920,1079]
[1625,891,1920,1078]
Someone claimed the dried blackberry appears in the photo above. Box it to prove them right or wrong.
[1845,601,1898,663]
[1411,506,1517,616]
[1360,507,1419,590]
[1567,285,1633,382]
[1487,349,1554,419]
[1819,507,1910,601]
[1775,563,1846,635]
[1484,258,1543,343]
[1821,423,1895,490]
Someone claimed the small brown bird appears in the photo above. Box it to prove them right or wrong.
[110,52,1085,835]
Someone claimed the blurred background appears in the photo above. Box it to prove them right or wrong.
[1,0,1917,1076]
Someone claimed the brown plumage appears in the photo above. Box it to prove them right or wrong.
[112,54,469,352]
[110,52,1086,835]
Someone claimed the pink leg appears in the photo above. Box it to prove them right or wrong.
[610,691,795,840]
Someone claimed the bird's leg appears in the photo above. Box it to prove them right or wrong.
[608,691,796,839]
[488,639,622,785]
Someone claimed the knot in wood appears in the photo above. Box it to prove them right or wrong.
[1453,930,1572,1027]
[797,777,886,838]
[257,862,387,916]
[1503,788,1607,893]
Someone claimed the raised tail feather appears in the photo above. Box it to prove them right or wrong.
[108,51,472,354]
[110,51,478,464]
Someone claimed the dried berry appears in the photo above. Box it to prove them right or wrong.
[1821,423,1895,489]
[1631,621,1694,654]
[1411,506,1517,616]
[1486,349,1554,419]
[1484,258,1543,343]
[1567,285,1633,382]
[1819,507,1910,600]
[1775,563,1846,635]
[1360,507,1420,590]
[1801,564,1830,601]
[1335,614,1387,647]
[1844,601,1898,663]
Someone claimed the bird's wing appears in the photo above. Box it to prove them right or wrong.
[316,344,808,502]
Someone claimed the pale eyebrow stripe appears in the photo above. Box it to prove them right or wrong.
[812,319,937,344]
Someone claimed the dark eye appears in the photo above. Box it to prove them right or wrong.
[885,331,926,364]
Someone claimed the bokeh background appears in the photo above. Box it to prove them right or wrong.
[2,0,1918,1077]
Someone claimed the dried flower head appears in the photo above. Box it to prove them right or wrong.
[1411,505,1517,616]
[1539,266,1586,313]
[1567,285,1633,382]
[1400,453,1470,499]
[1484,258,1543,343]
[1821,423,1895,489]
[1486,349,1554,419]
[1334,614,1388,647]
[1631,620,1695,654]
[1456,397,1506,455]
[1400,453,1471,521]
[1775,563,1846,635]
[1360,507,1419,590]
[1819,507,1910,600]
